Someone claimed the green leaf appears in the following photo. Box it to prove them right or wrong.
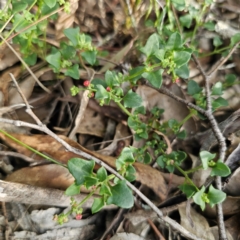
[65,64,80,79]
[92,198,105,213]
[67,158,95,185]
[200,151,216,170]
[193,186,206,211]
[141,33,159,57]
[207,185,226,207]
[225,74,236,87]
[166,164,175,173]
[41,2,59,16]
[230,33,240,46]
[81,50,97,65]
[105,70,114,87]
[211,82,223,96]
[64,27,80,47]
[175,64,189,79]
[128,117,148,140]
[107,181,134,208]
[127,116,138,129]
[13,14,31,32]
[144,152,151,164]
[99,184,112,196]
[104,70,120,87]
[123,90,142,108]
[142,69,163,88]
[125,165,136,182]
[210,161,231,177]
[97,167,108,182]
[60,42,76,59]
[179,14,192,28]
[43,0,57,8]
[154,49,165,61]
[133,106,146,115]
[91,79,107,88]
[168,119,179,132]
[179,184,197,198]
[116,147,135,170]
[129,67,145,83]
[85,176,98,188]
[187,80,202,95]
[65,183,81,196]
[135,123,148,140]
[12,1,28,13]
[212,97,228,109]
[46,51,61,72]
[175,151,187,162]
[156,155,165,168]
[213,36,223,47]
[203,21,215,31]
[172,0,185,10]
[173,51,191,68]
[177,130,186,139]
[166,32,182,50]
[95,84,110,99]
[24,53,37,66]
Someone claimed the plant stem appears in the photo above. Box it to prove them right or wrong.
[179,110,197,126]
[0,129,66,167]
[174,163,199,191]
[116,102,132,116]
[185,165,203,174]
[78,189,96,207]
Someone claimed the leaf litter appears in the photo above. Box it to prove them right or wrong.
[0,0,240,239]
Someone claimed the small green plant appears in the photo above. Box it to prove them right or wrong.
[62,23,232,214]
[2,1,238,234]
[179,151,230,210]
[54,147,136,224]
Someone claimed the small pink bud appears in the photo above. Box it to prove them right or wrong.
[76,214,82,220]
[88,92,94,98]
[106,86,111,92]
[175,78,180,83]
[83,80,90,87]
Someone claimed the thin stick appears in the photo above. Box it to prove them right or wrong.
[207,40,240,77]
[0,35,51,94]
[191,56,227,240]
[9,73,43,125]
[147,84,206,115]
[148,218,166,240]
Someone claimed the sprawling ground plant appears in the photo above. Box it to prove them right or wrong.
[1,0,240,239]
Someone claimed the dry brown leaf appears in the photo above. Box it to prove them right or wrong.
[224,167,240,196]
[97,122,131,156]
[220,213,240,240]
[99,39,135,73]
[204,195,240,217]
[76,108,106,137]
[8,67,48,105]
[0,44,19,71]
[0,132,168,200]
[179,204,215,240]
[6,164,73,190]
[0,66,21,106]
[55,0,79,39]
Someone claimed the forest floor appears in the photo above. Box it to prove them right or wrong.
[0,0,240,239]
